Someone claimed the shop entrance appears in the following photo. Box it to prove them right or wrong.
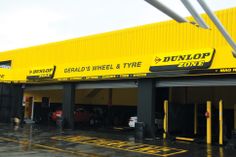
[24,81,138,131]
[74,88,137,129]
[156,77,236,144]
[167,101,214,142]
[24,85,62,124]
[155,88,168,137]
[166,86,235,144]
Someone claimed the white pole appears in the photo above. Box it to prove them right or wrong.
[144,0,188,23]
[181,0,209,29]
[197,0,236,56]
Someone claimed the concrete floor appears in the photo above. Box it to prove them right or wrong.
[0,123,235,157]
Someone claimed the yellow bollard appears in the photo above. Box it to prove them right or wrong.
[206,101,212,144]
[219,100,223,145]
[163,100,168,139]
[194,103,198,135]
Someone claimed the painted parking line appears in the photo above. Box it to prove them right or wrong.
[52,135,188,157]
[0,136,104,157]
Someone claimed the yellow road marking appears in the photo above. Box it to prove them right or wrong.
[52,135,188,157]
[0,136,105,157]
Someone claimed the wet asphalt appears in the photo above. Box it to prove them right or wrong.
[0,123,235,157]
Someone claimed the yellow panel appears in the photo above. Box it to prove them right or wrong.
[112,88,137,106]
[76,89,109,105]
[24,90,63,103]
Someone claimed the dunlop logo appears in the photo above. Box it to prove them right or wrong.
[150,49,215,72]
[161,52,210,62]
[154,57,162,64]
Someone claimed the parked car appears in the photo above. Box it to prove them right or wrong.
[51,108,92,124]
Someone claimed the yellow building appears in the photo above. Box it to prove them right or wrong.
[0,7,236,143]
[0,7,236,83]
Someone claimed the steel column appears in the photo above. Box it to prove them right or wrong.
[62,83,75,129]
[138,79,156,138]
[10,84,24,123]
[194,103,198,135]
[234,104,236,130]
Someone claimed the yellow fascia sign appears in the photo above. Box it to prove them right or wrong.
[150,48,215,72]
[0,48,227,83]
[31,49,216,82]
[55,58,148,80]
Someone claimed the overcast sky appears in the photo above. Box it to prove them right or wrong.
[0,0,236,52]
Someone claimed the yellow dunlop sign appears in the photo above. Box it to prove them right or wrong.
[26,66,56,80]
[150,48,215,72]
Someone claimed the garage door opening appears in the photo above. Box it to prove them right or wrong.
[155,88,168,138]
[24,88,63,124]
[24,81,139,132]
[167,87,235,144]
[74,88,137,130]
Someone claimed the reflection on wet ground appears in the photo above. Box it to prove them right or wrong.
[0,123,235,157]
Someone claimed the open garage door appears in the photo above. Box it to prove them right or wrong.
[25,85,63,91]
[156,76,236,144]
[24,85,63,124]
[24,80,138,91]
[24,81,138,130]
[76,80,138,89]
[75,81,138,130]
[156,76,236,87]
